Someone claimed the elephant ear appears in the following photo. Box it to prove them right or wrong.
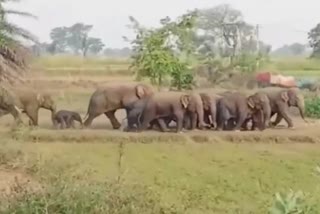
[37,93,45,105]
[247,96,255,109]
[180,95,190,109]
[136,85,145,99]
[280,91,289,102]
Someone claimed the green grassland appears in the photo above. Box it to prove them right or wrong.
[1,55,320,213]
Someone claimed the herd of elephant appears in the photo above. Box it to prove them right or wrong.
[0,82,306,132]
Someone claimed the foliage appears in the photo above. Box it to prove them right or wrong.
[48,23,105,56]
[308,23,320,58]
[269,191,312,214]
[2,180,182,214]
[196,4,271,62]
[305,97,320,118]
[127,11,198,90]
[0,0,37,83]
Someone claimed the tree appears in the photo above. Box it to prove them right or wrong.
[127,11,197,90]
[67,23,92,55]
[197,4,247,61]
[272,43,306,56]
[82,37,105,56]
[308,23,320,58]
[49,27,68,53]
[0,0,37,83]
[48,23,105,56]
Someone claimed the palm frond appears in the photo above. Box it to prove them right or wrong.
[4,9,37,19]
[0,0,34,83]
[0,21,38,42]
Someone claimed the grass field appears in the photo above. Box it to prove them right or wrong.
[1,56,320,213]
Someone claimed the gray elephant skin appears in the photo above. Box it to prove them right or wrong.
[138,91,205,133]
[216,92,265,131]
[83,82,154,129]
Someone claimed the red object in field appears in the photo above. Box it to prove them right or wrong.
[255,71,297,87]
[255,72,271,83]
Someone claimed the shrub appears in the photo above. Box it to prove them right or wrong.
[1,180,183,214]
[305,97,320,118]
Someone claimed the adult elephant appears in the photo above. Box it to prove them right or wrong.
[83,82,154,129]
[258,87,306,128]
[138,91,205,133]
[0,87,56,126]
[241,92,271,131]
[216,92,265,131]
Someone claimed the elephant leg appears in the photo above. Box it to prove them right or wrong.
[25,107,38,126]
[275,106,293,128]
[233,114,247,131]
[183,115,191,130]
[175,112,185,133]
[9,106,23,125]
[104,110,121,129]
[65,116,73,128]
[61,119,67,129]
[241,118,250,131]
[190,113,198,130]
[53,119,59,129]
[157,118,169,132]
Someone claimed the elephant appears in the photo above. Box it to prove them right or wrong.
[121,97,151,132]
[216,92,265,131]
[121,97,190,132]
[0,88,56,126]
[138,92,206,133]
[241,92,271,131]
[0,85,23,125]
[258,87,306,128]
[52,110,83,129]
[199,93,222,129]
[83,82,154,129]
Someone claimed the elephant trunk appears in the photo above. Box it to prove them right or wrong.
[263,102,271,128]
[196,103,205,129]
[210,102,217,128]
[297,99,306,121]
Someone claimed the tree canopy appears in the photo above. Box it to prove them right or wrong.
[308,23,320,58]
[42,23,105,56]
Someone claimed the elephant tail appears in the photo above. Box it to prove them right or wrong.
[83,113,89,122]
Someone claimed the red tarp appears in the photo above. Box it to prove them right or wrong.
[255,72,297,87]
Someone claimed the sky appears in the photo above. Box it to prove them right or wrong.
[7,0,320,50]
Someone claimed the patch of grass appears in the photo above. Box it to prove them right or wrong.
[261,57,320,77]
[31,55,132,76]
[1,141,320,213]
[32,55,131,68]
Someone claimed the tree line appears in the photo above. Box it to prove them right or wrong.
[2,1,320,84]
[31,23,132,57]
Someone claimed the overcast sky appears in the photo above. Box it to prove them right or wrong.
[7,0,320,50]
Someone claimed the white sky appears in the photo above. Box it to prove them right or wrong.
[7,0,320,49]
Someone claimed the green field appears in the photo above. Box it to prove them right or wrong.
[1,56,320,213]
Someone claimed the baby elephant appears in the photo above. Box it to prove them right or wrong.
[52,110,83,129]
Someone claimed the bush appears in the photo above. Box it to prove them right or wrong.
[305,97,320,118]
[1,180,183,214]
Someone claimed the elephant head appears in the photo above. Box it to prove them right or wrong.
[135,84,154,99]
[285,88,305,121]
[37,93,56,114]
